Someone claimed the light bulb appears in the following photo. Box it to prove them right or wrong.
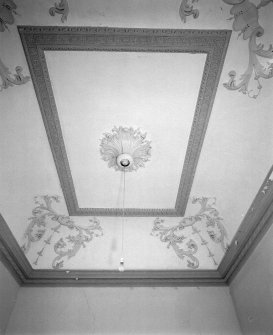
[118,257,125,272]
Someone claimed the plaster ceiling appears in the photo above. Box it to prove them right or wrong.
[0,0,273,285]
[46,50,205,210]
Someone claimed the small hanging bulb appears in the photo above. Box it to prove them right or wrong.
[118,257,125,272]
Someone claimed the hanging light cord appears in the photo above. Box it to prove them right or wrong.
[121,169,126,259]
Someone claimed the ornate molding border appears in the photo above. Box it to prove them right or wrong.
[18,26,231,217]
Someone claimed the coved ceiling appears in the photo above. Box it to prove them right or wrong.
[0,0,273,285]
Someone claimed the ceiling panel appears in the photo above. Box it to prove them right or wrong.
[45,50,206,210]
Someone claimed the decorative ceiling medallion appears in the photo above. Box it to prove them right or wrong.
[100,126,152,172]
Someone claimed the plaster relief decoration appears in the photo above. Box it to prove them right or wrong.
[100,126,152,172]
[21,196,103,269]
[0,57,30,91]
[223,0,273,98]
[49,0,69,23]
[0,0,18,32]
[179,0,199,23]
[152,197,228,269]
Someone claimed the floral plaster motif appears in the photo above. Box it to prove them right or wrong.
[223,0,273,98]
[179,0,199,23]
[100,126,152,172]
[0,0,18,32]
[21,196,103,269]
[152,197,228,269]
[49,0,69,23]
[0,58,30,91]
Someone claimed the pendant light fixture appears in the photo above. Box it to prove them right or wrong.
[100,126,152,272]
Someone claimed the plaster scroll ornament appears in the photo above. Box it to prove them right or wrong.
[223,0,273,98]
[0,0,18,32]
[0,57,30,91]
[151,197,229,269]
[179,0,199,23]
[21,196,103,269]
[49,0,69,23]
[100,126,152,172]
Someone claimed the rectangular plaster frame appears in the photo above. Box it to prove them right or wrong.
[18,26,230,217]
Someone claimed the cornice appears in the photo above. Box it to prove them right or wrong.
[0,215,32,285]
[219,166,273,283]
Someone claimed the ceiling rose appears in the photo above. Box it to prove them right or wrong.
[100,126,151,172]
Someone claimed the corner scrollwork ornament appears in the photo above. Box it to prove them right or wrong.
[100,126,152,172]
[0,58,30,92]
[49,0,69,23]
[179,0,199,23]
[151,197,228,269]
[0,0,18,32]
[223,0,273,98]
[21,196,103,269]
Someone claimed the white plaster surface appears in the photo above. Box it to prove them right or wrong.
[230,217,273,334]
[0,257,19,335]
[6,286,242,335]
[0,0,273,271]
[45,50,205,209]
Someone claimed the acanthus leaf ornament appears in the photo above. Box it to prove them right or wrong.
[0,0,18,32]
[49,0,69,23]
[179,0,199,23]
[223,0,273,98]
[0,57,30,91]
[100,126,152,172]
[153,216,200,269]
[21,195,103,269]
[151,197,229,269]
